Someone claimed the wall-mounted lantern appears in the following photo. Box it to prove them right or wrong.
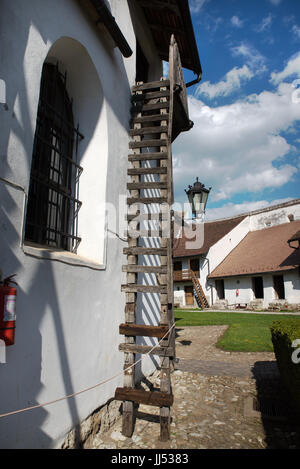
[185,178,211,218]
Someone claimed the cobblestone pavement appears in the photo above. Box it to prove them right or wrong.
[86,326,300,450]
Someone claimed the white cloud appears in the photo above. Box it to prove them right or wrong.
[205,198,293,221]
[231,42,267,74]
[190,0,210,13]
[268,0,282,5]
[231,16,243,28]
[270,51,300,84]
[173,80,300,204]
[292,24,300,40]
[255,14,273,32]
[283,15,295,25]
[195,65,253,99]
[282,14,300,40]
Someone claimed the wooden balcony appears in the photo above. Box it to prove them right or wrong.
[173,270,199,282]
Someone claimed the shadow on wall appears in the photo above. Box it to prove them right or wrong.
[135,241,163,379]
[0,1,131,448]
[0,263,77,448]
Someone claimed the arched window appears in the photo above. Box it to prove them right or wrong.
[25,63,83,252]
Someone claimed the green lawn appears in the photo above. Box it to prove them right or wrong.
[174,309,300,352]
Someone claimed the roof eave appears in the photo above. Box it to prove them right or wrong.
[177,0,202,77]
[139,0,202,77]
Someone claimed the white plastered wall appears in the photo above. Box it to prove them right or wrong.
[249,202,300,231]
[198,217,250,306]
[223,276,253,306]
[284,270,300,304]
[221,272,300,307]
[0,0,162,449]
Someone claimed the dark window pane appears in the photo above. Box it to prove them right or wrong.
[25,63,83,252]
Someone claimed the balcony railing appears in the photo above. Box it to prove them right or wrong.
[173,270,199,282]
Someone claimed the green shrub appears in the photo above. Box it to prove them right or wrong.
[270,320,300,412]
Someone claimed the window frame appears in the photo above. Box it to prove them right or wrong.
[25,63,83,253]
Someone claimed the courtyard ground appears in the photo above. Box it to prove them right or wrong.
[85,325,300,450]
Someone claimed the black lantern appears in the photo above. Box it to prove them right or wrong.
[185,178,211,217]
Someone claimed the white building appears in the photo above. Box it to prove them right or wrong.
[173,200,300,310]
[0,0,201,448]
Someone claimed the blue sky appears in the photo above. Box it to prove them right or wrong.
[171,0,300,220]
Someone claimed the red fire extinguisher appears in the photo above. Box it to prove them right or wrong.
[236,288,239,297]
[0,275,17,346]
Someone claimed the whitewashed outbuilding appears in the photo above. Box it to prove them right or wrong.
[173,200,300,310]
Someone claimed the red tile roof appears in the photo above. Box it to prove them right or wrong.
[173,215,246,258]
[209,221,300,279]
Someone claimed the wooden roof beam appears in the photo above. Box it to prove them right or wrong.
[148,23,185,36]
[137,0,180,15]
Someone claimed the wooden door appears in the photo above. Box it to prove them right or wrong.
[184,286,194,305]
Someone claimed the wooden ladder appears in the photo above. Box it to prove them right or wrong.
[190,270,209,309]
[114,74,176,441]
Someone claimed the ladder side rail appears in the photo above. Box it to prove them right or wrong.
[159,77,172,442]
[122,83,143,437]
[168,35,176,365]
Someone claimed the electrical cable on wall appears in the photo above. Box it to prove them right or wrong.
[0,323,175,419]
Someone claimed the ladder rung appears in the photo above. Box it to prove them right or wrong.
[127,197,168,205]
[131,102,169,114]
[128,167,167,175]
[128,152,168,162]
[129,126,168,136]
[123,247,167,255]
[141,102,169,111]
[122,265,167,274]
[127,230,163,238]
[121,284,167,293]
[131,90,170,101]
[126,213,167,222]
[119,323,169,338]
[119,343,174,357]
[127,182,168,190]
[131,80,170,92]
[129,139,168,149]
[115,387,173,407]
[132,115,169,124]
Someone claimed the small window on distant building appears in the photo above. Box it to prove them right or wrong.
[174,261,182,271]
[25,63,83,252]
[190,258,200,276]
[273,275,285,300]
[252,276,264,299]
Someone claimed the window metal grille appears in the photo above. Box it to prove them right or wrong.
[25,63,83,252]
